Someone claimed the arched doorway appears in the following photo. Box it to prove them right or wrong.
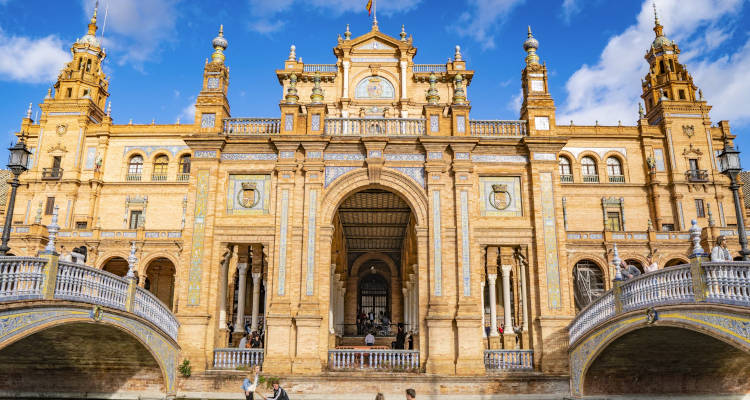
[573,259,605,312]
[664,258,687,268]
[145,257,176,309]
[101,256,129,277]
[358,270,389,334]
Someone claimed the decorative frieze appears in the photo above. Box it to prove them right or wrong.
[325,166,358,187]
[221,153,277,161]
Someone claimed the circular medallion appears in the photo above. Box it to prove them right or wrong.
[56,124,67,136]
[489,184,511,211]
[237,182,260,209]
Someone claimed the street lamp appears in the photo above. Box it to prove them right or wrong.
[0,132,31,256]
[717,139,749,261]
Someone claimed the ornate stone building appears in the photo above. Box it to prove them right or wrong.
[5,7,745,381]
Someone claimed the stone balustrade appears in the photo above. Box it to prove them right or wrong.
[213,348,264,369]
[328,349,419,371]
[303,64,337,73]
[568,261,750,345]
[469,120,528,137]
[0,256,179,341]
[10,226,183,241]
[566,230,691,242]
[484,350,534,371]
[413,64,447,73]
[224,118,281,135]
[325,117,426,137]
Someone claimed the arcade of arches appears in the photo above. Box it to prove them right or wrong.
[101,256,177,310]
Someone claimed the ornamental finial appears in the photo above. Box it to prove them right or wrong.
[690,219,705,257]
[45,87,52,99]
[126,241,138,279]
[452,73,467,105]
[106,101,111,116]
[345,24,351,40]
[26,102,32,119]
[523,26,540,66]
[285,73,299,104]
[211,24,228,64]
[426,73,440,105]
[653,1,660,25]
[288,45,296,61]
[400,25,407,41]
[612,243,623,281]
[44,205,60,254]
[454,45,462,61]
[310,72,324,104]
[638,102,645,119]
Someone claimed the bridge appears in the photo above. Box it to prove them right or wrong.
[568,258,750,397]
[0,252,180,398]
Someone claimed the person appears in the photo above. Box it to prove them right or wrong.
[227,321,235,346]
[266,381,289,400]
[365,331,375,346]
[484,323,491,337]
[59,246,73,262]
[620,260,641,280]
[250,332,261,348]
[394,324,406,349]
[407,331,414,350]
[711,235,732,262]
[238,334,248,349]
[375,393,385,400]
[241,365,260,400]
[644,253,659,273]
[498,324,503,335]
[405,388,416,400]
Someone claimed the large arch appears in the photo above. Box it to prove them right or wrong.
[144,256,177,309]
[100,255,129,277]
[0,303,178,396]
[569,304,750,397]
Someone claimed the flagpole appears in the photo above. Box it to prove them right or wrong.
[373,0,378,30]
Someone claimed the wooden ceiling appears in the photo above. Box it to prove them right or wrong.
[337,189,411,260]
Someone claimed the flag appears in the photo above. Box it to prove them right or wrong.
[367,0,373,16]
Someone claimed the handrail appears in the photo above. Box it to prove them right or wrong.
[0,257,47,301]
[133,285,179,340]
[224,118,281,135]
[325,117,425,137]
[55,261,129,311]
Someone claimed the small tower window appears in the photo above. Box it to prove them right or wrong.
[581,156,598,180]
[679,89,686,100]
[559,156,572,181]
[66,88,72,98]
[85,59,92,72]
[659,60,666,74]
[153,155,169,175]
[669,59,675,72]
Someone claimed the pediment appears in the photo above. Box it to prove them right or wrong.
[355,40,395,51]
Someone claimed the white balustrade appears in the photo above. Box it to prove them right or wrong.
[328,349,419,371]
[213,348,264,369]
[224,118,281,135]
[703,262,750,305]
[568,291,615,345]
[413,64,447,73]
[484,350,533,370]
[133,287,179,340]
[620,266,693,312]
[325,118,425,137]
[469,120,528,137]
[303,64,337,73]
[55,261,128,311]
[0,257,47,301]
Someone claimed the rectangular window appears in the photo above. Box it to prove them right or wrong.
[605,211,622,231]
[52,156,61,169]
[129,210,143,229]
[75,221,88,230]
[662,224,675,232]
[689,158,699,171]
[66,88,72,98]
[679,89,686,100]
[44,197,55,215]
[695,199,705,218]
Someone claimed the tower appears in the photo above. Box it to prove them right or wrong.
[195,25,231,131]
[520,27,556,135]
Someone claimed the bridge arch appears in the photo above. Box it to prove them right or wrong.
[0,303,178,396]
[570,305,750,396]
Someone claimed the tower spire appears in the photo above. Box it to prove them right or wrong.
[211,24,228,64]
[523,26,540,66]
[652,1,665,38]
[87,0,99,36]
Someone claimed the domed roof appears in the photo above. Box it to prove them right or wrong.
[212,25,228,50]
[523,26,538,52]
[77,34,101,48]
[652,35,672,48]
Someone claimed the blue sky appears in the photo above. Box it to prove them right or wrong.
[1,0,749,164]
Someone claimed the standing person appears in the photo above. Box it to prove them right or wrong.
[407,331,414,350]
[405,388,416,400]
[365,331,375,346]
[644,253,659,273]
[266,381,289,400]
[241,365,260,400]
[238,334,248,349]
[711,235,732,261]
[395,324,406,349]
[375,393,386,400]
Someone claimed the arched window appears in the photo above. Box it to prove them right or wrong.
[581,156,598,182]
[178,155,191,181]
[559,156,572,182]
[573,260,605,311]
[624,259,644,273]
[607,157,624,183]
[127,155,143,179]
[152,155,169,181]
[354,76,395,99]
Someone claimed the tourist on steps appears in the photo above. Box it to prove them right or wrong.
[375,393,385,400]
[241,365,260,400]
[365,331,375,346]
[266,381,289,400]
[405,388,416,400]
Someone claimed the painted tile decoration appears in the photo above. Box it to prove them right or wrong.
[123,145,189,157]
[306,189,318,296]
[311,114,321,131]
[471,155,528,163]
[306,151,323,159]
[391,167,425,188]
[278,189,290,296]
[201,113,216,128]
[540,172,562,309]
[324,153,365,161]
[284,113,294,131]
[194,150,217,159]
[188,170,210,306]
[432,190,443,296]
[226,174,271,215]
[221,153,277,161]
[562,147,627,160]
[457,115,466,133]
[479,177,523,216]
[279,151,295,159]
[460,190,471,296]
[368,150,383,158]
[325,166,358,187]
[385,153,425,162]
[454,152,470,160]
[430,115,439,132]
[85,147,97,169]
[654,148,665,171]
[533,153,557,161]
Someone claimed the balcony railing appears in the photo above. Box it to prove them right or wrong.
[609,175,625,183]
[560,174,573,183]
[582,174,599,183]
[328,349,419,371]
[177,173,190,182]
[213,348,264,369]
[41,168,63,180]
[0,257,48,301]
[413,64,447,73]
[151,173,167,182]
[568,261,750,345]
[126,173,142,182]
[224,118,281,135]
[325,118,426,137]
[303,64,337,73]
[686,169,709,182]
[484,350,534,371]
[469,120,528,137]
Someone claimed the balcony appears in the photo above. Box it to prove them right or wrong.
[151,174,168,182]
[413,64,447,73]
[41,168,63,180]
[325,117,426,137]
[126,174,142,182]
[560,174,573,183]
[469,120,528,137]
[303,64,337,73]
[224,118,281,135]
[609,175,625,183]
[686,169,709,182]
[177,173,190,182]
[583,174,599,183]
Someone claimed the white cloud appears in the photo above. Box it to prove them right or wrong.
[177,97,196,124]
[81,0,180,66]
[561,0,582,23]
[247,0,422,34]
[559,0,745,126]
[0,28,69,84]
[454,0,526,49]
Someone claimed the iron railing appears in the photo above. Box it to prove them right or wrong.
[42,168,63,180]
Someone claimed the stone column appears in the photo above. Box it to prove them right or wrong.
[518,253,530,339]
[250,272,262,332]
[338,283,346,334]
[501,265,514,331]
[400,61,408,100]
[329,264,336,334]
[409,272,417,332]
[402,286,409,328]
[480,280,486,338]
[343,61,350,98]
[218,244,234,331]
[234,261,249,334]
[487,273,499,337]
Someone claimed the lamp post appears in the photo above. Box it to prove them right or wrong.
[0,133,31,256]
[717,140,749,261]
